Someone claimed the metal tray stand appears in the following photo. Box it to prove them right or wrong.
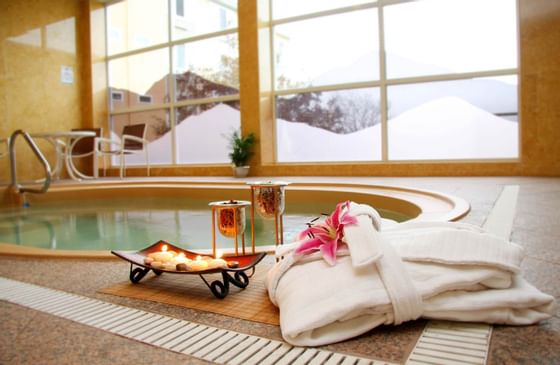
[111,240,267,299]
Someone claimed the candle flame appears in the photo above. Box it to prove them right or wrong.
[178,252,185,258]
[161,244,168,252]
[196,255,202,261]
[216,249,223,259]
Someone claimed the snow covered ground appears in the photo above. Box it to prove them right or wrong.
[277,96,518,161]
[124,104,240,165]
[387,96,518,160]
[124,96,518,165]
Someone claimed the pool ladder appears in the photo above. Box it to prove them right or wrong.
[8,129,52,195]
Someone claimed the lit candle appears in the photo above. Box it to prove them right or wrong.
[148,244,173,263]
[171,252,188,265]
[210,250,228,269]
[189,255,209,271]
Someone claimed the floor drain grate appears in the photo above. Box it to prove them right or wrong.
[0,277,396,365]
[406,321,492,365]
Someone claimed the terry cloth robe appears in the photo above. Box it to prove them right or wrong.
[266,202,556,347]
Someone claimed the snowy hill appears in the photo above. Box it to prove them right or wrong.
[313,52,517,117]
[276,119,381,162]
[125,96,517,165]
[125,103,240,165]
[277,96,518,162]
[175,104,240,163]
[387,96,518,160]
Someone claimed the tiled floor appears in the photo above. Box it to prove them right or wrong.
[0,176,559,364]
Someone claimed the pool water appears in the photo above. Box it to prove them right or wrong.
[0,197,410,252]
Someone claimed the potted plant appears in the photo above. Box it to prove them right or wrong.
[228,130,256,177]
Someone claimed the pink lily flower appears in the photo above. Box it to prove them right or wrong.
[294,201,358,265]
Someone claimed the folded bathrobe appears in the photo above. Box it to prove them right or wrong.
[266,202,556,347]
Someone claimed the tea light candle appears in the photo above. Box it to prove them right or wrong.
[148,244,174,263]
[209,250,227,269]
[171,252,188,265]
[210,258,228,269]
[189,256,209,271]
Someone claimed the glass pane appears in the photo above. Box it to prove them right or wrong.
[387,76,519,160]
[106,0,169,56]
[276,88,381,162]
[274,9,379,90]
[172,0,237,40]
[384,0,518,78]
[273,0,376,20]
[110,109,172,165]
[175,101,241,164]
[109,48,169,111]
[174,35,239,101]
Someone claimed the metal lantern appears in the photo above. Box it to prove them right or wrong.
[209,200,251,257]
[247,181,290,249]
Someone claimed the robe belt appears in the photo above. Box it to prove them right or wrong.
[344,204,423,325]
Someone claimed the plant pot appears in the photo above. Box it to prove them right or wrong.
[233,166,250,178]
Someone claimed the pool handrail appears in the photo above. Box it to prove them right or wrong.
[9,129,52,194]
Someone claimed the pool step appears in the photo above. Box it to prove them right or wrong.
[0,276,395,365]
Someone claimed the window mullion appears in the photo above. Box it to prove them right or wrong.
[270,0,278,163]
[168,0,177,165]
[378,3,388,162]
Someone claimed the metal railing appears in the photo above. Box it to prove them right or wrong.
[9,130,52,194]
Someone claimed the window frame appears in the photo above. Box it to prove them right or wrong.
[267,0,520,164]
[137,94,153,104]
[104,0,240,167]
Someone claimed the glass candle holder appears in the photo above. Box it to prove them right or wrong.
[249,181,290,219]
[209,200,251,237]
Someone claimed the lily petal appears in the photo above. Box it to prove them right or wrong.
[297,225,328,240]
[320,239,338,266]
[294,237,323,256]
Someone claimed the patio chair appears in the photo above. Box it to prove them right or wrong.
[95,124,150,178]
[69,128,102,179]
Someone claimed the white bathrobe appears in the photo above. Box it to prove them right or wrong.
[266,203,556,347]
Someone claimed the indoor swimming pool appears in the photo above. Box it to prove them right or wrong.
[0,179,468,255]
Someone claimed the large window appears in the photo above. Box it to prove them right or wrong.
[270,0,519,162]
[106,0,239,166]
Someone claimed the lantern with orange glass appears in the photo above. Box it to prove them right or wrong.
[208,199,251,257]
[247,181,290,250]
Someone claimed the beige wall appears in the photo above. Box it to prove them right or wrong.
[0,0,90,182]
[1,0,559,182]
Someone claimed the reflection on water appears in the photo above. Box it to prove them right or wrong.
[0,198,410,252]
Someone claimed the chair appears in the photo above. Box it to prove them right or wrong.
[69,128,102,179]
[95,124,150,178]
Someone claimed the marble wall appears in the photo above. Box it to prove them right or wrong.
[1,0,558,183]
